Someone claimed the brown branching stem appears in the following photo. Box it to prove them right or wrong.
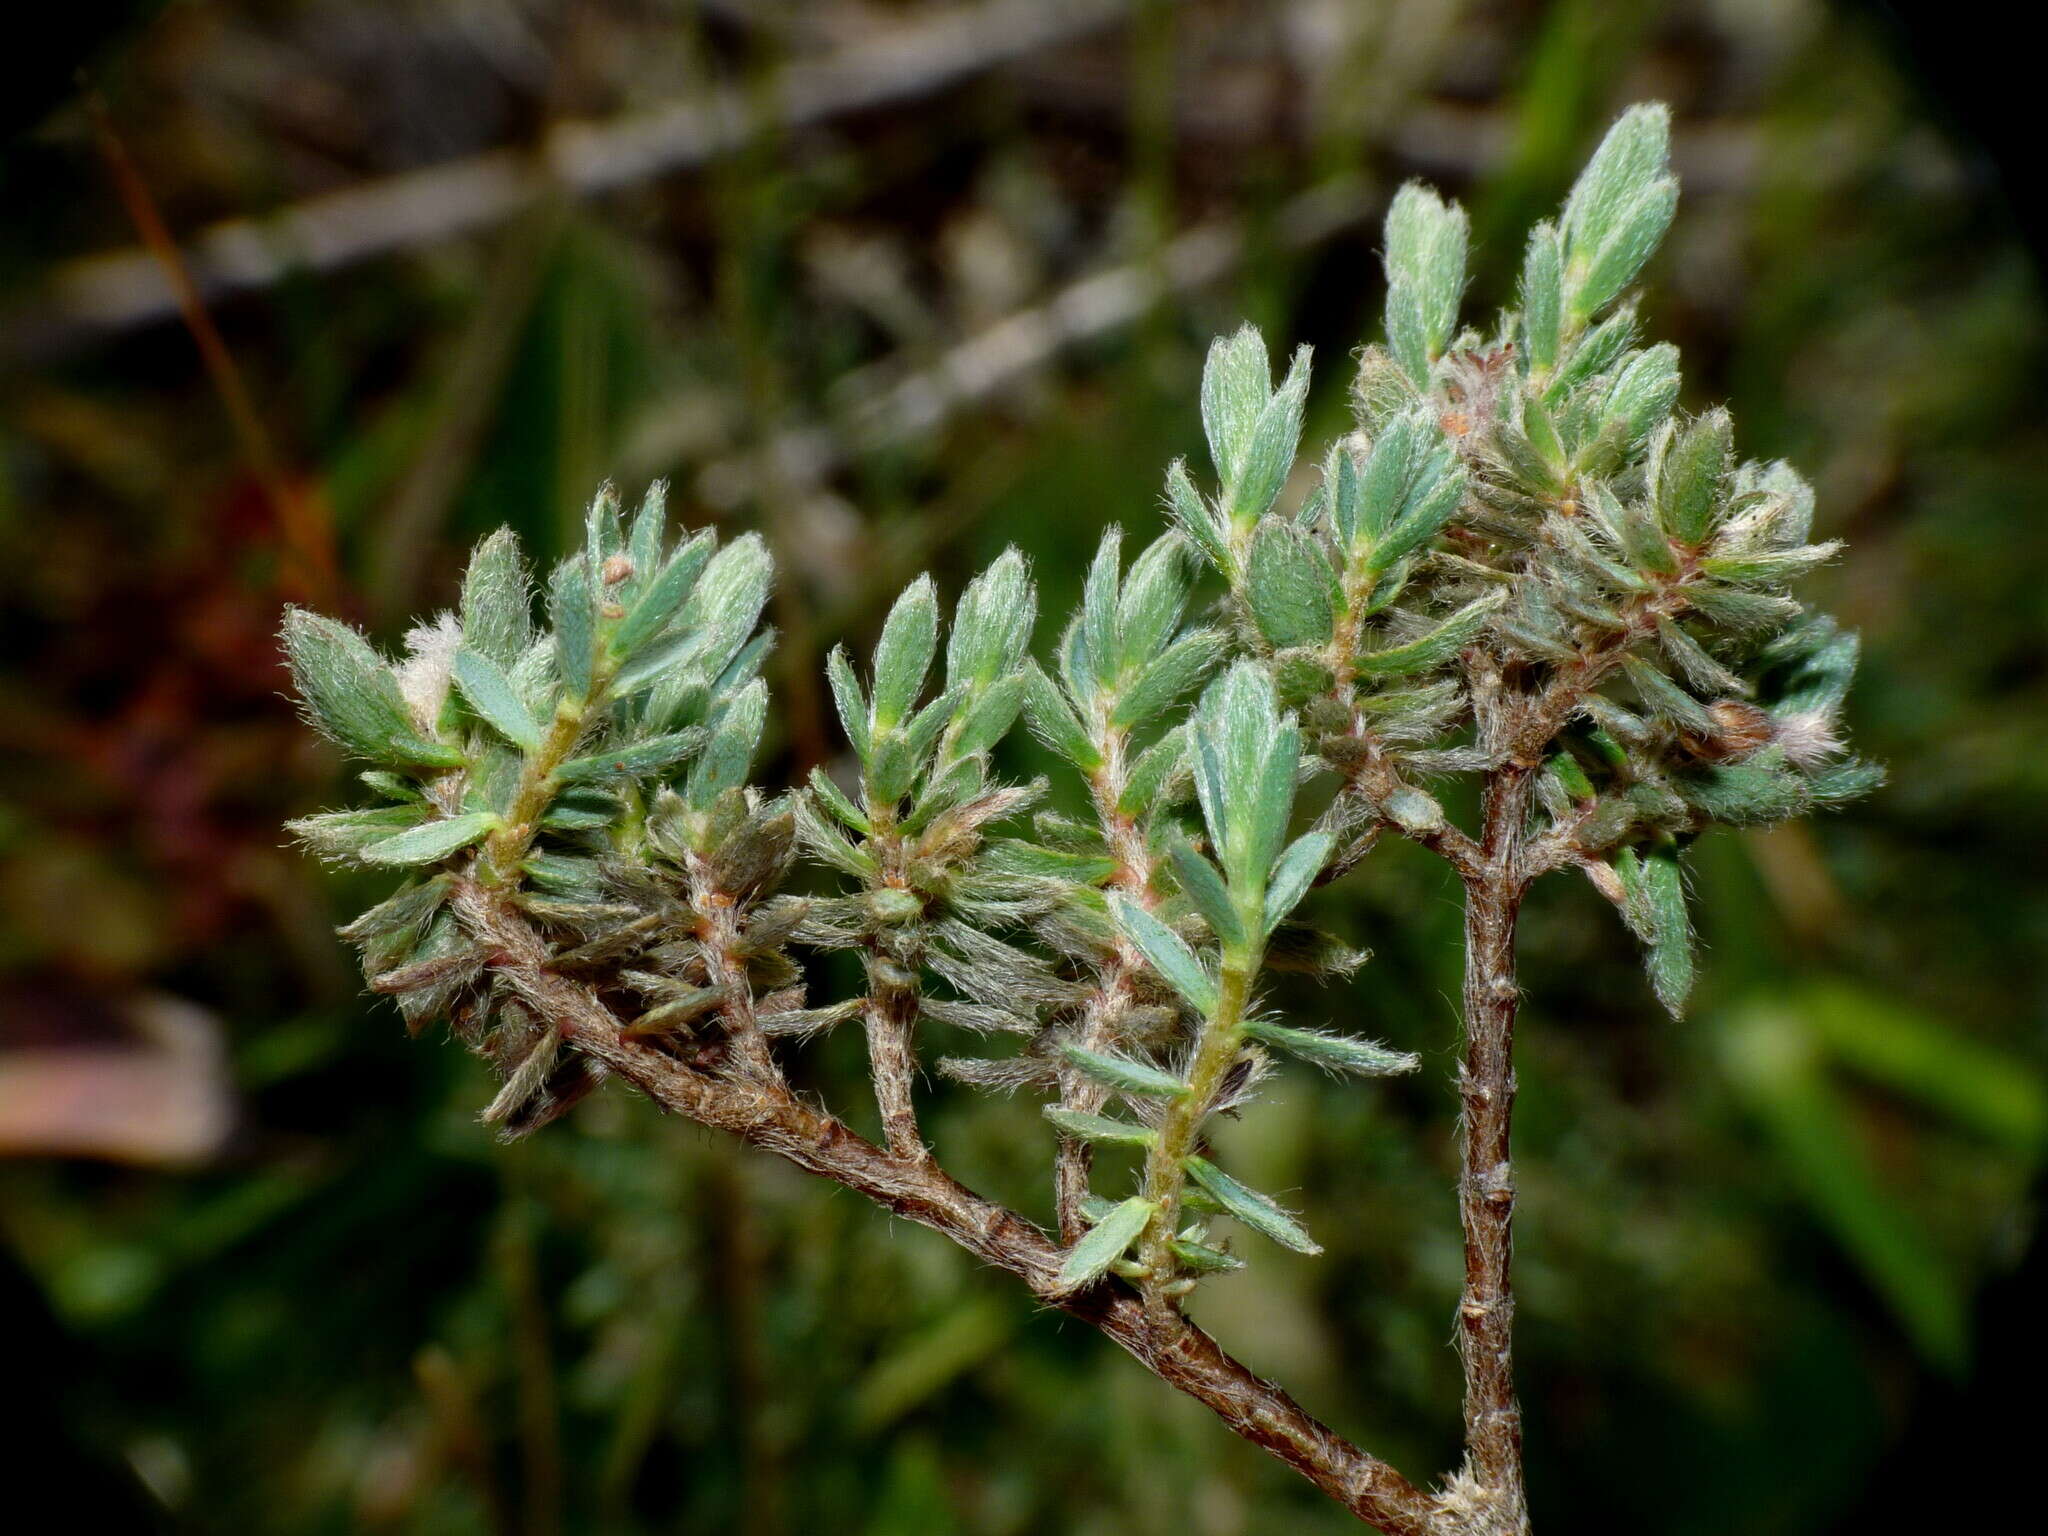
[1451,760,1534,1536]
[862,953,927,1161]
[453,883,1442,1536]
[857,801,930,1161]
[1053,726,1156,1241]
[688,868,782,1086]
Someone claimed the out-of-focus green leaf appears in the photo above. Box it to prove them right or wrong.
[1719,1002,1968,1372]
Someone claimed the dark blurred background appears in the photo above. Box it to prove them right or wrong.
[3,2,2043,1531]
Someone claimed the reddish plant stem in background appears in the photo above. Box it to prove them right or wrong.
[86,93,339,609]
[456,884,1444,1535]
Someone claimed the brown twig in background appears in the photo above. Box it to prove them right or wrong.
[19,0,1156,364]
[85,91,339,609]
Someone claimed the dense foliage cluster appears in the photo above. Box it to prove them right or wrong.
[282,105,1872,1522]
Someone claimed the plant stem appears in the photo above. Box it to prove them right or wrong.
[1134,959,1251,1313]
[482,683,602,887]
[1452,760,1535,1535]
[691,867,783,1085]
[859,801,928,1160]
[1054,728,1153,1240]
[862,949,926,1160]
[455,885,1442,1534]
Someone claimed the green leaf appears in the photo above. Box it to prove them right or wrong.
[360,811,498,866]
[806,765,870,833]
[1572,176,1677,321]
[1108,894,1217,1014]
[946,673,1027,762]
[1042,1107,1157,1146]
[625,480,668,590]
[871,575,939,728]
[1262,830,1331,933]
[1560,103,1674,320]
[1700,544,1842,586]
[582,483,623,563]
[903,687,960,769]
[453,648,544,751]
[1353,590,1506,678]
[1599,343,1679,451]
[677,533,773,671]
[1677,748,1813,826]
[1244,718,1302,892]
[1080,527,1122,694]
[1640,846,1693,1016]
[983,838,1117,884]
[1654,409,1733,546]
[523,850,607,898]
[1189,662,1271,860]
[459,529,531,667]
[1324,441,1364,549]
[1115,534,1194,665]
[1368,469,1465,576]
[946,547,1036,690]
[556,730,704,784]
[1201,324,1271,488]
[1191,663,1300,891]
[289,805,428,859]
[1243,1019,1418,1076]
[1226,345,1311,532]
[1164,458,1228,572]
[1584,482,1677,578]
[1518,221,1564,374]
[281,608,464,767]
[1166,835,1245,950]
[1117,725,1189,818]
[1354,409,1424,543]
[1382,181,1468,383]
[549,556,596,700]
[794,792,880,878]
[1183,1155,1320,1255]
[1059,1042,1188,1099]
[1622,655,1716,736]
[1055,1196,1156,1292]
[1110,630,1224,730]
[611,528,714,658]
[686,678,767,811]
[1170,1235,1245,1273]
[1245,519,1336,649]
[1656,618,1744,695]
[826,645,871,760]
[865,727,920,807]
[1019,662,1102,771]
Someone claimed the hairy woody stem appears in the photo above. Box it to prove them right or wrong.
[862,955,926,1159]
[1452,761,1535,1535]
[858,801,928,1160]
[1053,728,1154,1240]
[455,884,1443,1536]
[687,862,781,1085]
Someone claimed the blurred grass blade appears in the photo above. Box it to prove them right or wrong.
[1719,1001,1968,1372]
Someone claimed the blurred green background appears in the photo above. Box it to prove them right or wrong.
[3,1,2043,1531]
